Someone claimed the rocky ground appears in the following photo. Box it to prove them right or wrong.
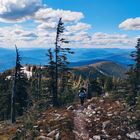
[73,98,140,140]
[0,97,140,140]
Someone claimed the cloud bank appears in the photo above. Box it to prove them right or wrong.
[0,0,42,22]
[119,17,140,30]
[0,0,137,48]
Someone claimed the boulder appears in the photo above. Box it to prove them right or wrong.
[126,131,140,139]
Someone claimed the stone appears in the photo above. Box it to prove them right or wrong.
[93,135,101,140]
[55,132,60,140]
[127,116,131,119]
[67,105,74,110]
[36,136,46,140]
[37,136,53,140]
[99,99,104,103]
[117,135,121,139]
[107,113,113,117]
[97,111,101,114]
[92,111,96,114]
[115,101,120,105]
[114,111,118,115]
[87,104,95,110]
[126,131,140,139]
[88,114,93,117]
[33,125,38,129]
[102,120,110,130]
[47,130,57,137]
[94,117,100,121]
[85,118,91,123]
[105,92,109,97]
[40,129,43,133]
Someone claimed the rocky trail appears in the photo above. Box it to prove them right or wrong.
[0,97,140,140]
[73,97,140,140]
[73,105,90,140]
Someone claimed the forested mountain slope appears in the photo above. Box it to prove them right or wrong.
[73,61,127,78]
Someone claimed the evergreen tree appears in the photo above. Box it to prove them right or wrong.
[47,49,56,103]
[125,38,140,106]
[0,71,12,120]
[47,18,74,106]
[134,38,140,90]
[11,46,28,123]
[104,77,113,92]
[89,78,102,97]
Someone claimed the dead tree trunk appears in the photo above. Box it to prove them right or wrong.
[11,46,18,123]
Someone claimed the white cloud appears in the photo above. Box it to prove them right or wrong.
[0,25,38,48]
[34,8,84,23]
[66,22,91,33]
[65,32,134,48]
[0,0,41,22]
[119,17,140,30]
[0,1,137,49]
[37,22,57,31]
[91,32,134,48]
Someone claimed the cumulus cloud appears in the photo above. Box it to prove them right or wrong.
[37,22,57,31]
[0,25,39,48]
[66,22,91,33]
[34,8,84,23]
[91,32,134,47]
[0,24,135,48]
[65,32,134,48]
[0,1,136,48]
[0,0,41,22]
[119,17,140,30]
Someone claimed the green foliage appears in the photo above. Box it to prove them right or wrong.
[58,89,75,105]
[88,78,102,97]
[13,103,41,140]
[124,39,140,106]
[0,71,12,120]
[14,47,29,116]
[104,77,113,92]
[136,94,140,109]
[130,120,140,131]
[47,18,74,106]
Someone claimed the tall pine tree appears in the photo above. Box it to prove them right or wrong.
[11,46,28,123]
[47,18,74,106]
[125,38,140,106]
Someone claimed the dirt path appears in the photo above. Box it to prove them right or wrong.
[73,105,90,140]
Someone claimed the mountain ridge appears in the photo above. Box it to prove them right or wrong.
[0,48,133,72]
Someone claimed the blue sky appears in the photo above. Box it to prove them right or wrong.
[45,0,140,35]
[0,0,140,48]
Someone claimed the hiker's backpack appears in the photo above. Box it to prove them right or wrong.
[79,91,86,98]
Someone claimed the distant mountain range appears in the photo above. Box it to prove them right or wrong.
[73,61,127,78]
[0,47,134,72]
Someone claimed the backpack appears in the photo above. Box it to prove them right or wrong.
[79,91,86,98]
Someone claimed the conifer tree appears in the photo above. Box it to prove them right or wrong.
[11,46,20,123]
[11,46,28,123]
[125,38,140,105]
[104,77,113,92]
[47,48,56,103]
[47,18,74,106]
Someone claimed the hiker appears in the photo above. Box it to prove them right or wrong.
[79,87,86,106]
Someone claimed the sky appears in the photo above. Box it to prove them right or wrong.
[0,0,140,49]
